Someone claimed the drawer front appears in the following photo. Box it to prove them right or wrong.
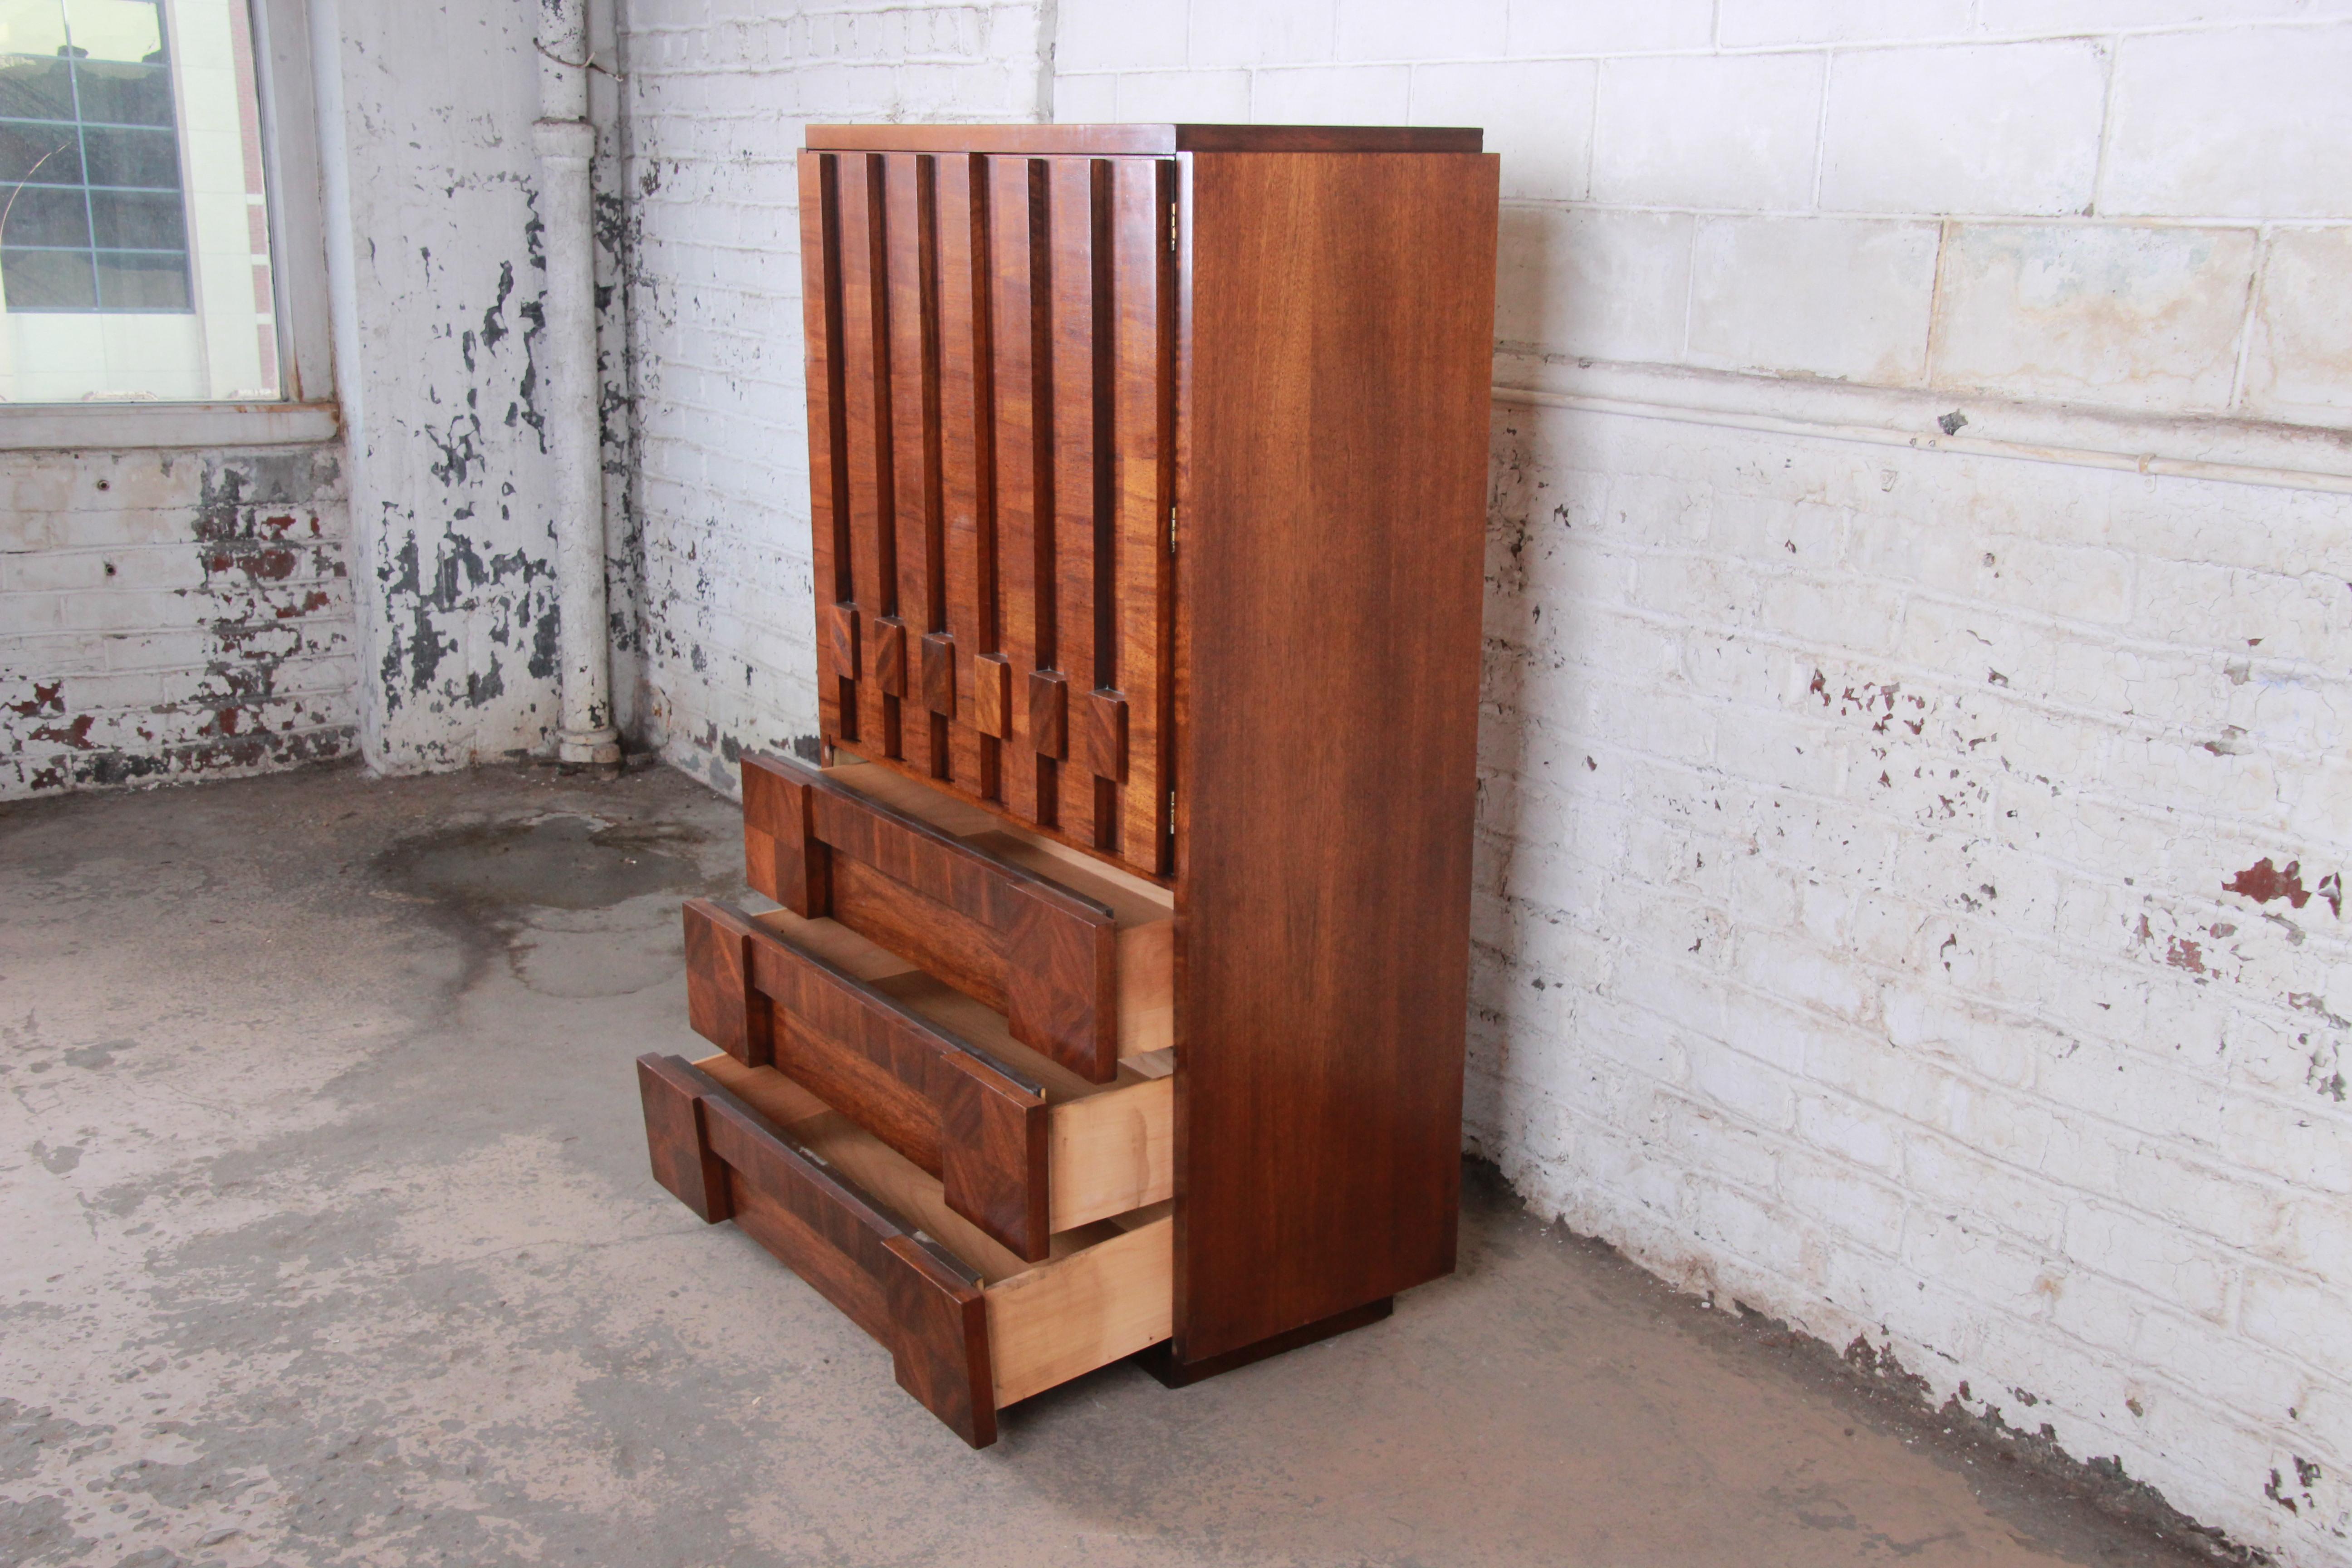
[797,147,1175,878]
[638,1053,1172,1447]
[637,1054,998,1445]
[683,898,1052,1260]
[743,752,1122,1082]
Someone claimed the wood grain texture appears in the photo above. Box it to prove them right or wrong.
[835,151,897,756]
[884,152,944,779]
[1049,1072,1173,1228]
[829,152,1184,884]
[637,1053,731,1223]
[681,1053,1172,1417]
[1171,150,1499,1366]
[684,1063,1000,1446]
[826,603,860,687]
[799,152,853,745]
[1075,689,1127,784]
[807,125,1483,155]
[1025,667,1067,759]
[1045,155,1099,848]
[871,614,908,699]
[987,154,1047,824]
[698,896,1055,1260]
[1105,154,1172,873]
[772,752,1127,1081]
[986,1207,1171,1406]
[682,900,768,1066]
[972,651,1011,739]
[935,152,992,793]
[921,631,956,718]
[741,752,829,916]
[1000,878,1122,1083]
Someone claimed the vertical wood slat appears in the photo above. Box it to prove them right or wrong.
[884,153,942,780]
[1047,156,1099,848]
[935,153,991,797]
[1107,156,1172,875]
[988,156,1047,825]
[811,142,1175,877]
[836,152,897,759]
[796,152,852,749]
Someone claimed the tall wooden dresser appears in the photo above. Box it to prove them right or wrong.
[637,123,1500,1446]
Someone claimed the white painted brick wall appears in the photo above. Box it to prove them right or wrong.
[614,0,1048,791]
[598,5,2351,1561]
[318,0,578,773]
[1060,2,2352,422]
[1042,6,2351,1563]
[0,447,357,799]
[1478,401,2350,1563]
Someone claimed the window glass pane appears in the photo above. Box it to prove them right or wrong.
[93,245,182,307]
[61,0,161,62]
[2,180,89,244]
[1,0,279,399]
[0,117,81,183]
[1,244,94,306]
[81,123,177,186]
[0,54,74,119]
[74,60,171,124]
[0,0,69,54]
[88,185,176,246]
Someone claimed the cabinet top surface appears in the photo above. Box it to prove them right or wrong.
[803,123,1484,156]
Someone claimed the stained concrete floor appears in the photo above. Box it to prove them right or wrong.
[0,762,2219,1568]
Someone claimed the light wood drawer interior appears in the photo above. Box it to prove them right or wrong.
[745,904,1175,1232]
[692,1052,1173,1410]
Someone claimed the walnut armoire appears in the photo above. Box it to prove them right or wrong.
[637,122,1500,1445]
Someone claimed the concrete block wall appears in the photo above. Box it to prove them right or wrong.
[613,0,1049,791]
[1046,4,2352,1562]
[1059,1,2352,430]
[0,446,356,797]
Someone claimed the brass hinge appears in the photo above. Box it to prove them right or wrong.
[1168,505,1178,554]
[1169,200,1178,254]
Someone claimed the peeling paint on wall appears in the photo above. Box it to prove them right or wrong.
[0,448,357,800]
[326,0,580,773]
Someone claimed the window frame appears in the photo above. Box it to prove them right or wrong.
[0,0,337,449]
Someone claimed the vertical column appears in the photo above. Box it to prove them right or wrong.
[1102,157,1174,875]
[797,152,855,748]
[1045,157,1100,847]
[836,153,898,758]
[935,153,995,799]
[884,153,944,779]
[987,157,1049,827]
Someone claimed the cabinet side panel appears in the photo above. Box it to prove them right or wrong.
[1174,151,1499,1364]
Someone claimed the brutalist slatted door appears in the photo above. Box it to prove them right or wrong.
[798,147,1174,880]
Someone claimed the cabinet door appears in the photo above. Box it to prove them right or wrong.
[798,149,1175,880]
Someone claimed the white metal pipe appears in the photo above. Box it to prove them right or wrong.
[536,0,618,766]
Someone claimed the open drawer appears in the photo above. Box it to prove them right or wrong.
[740,752,1172,1083]
[682,897,1173,1262]
[638,1051,1171,1447]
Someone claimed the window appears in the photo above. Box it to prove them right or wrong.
[0,0,285,404]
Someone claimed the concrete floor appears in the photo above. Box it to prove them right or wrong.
[0,763,2217,1568]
